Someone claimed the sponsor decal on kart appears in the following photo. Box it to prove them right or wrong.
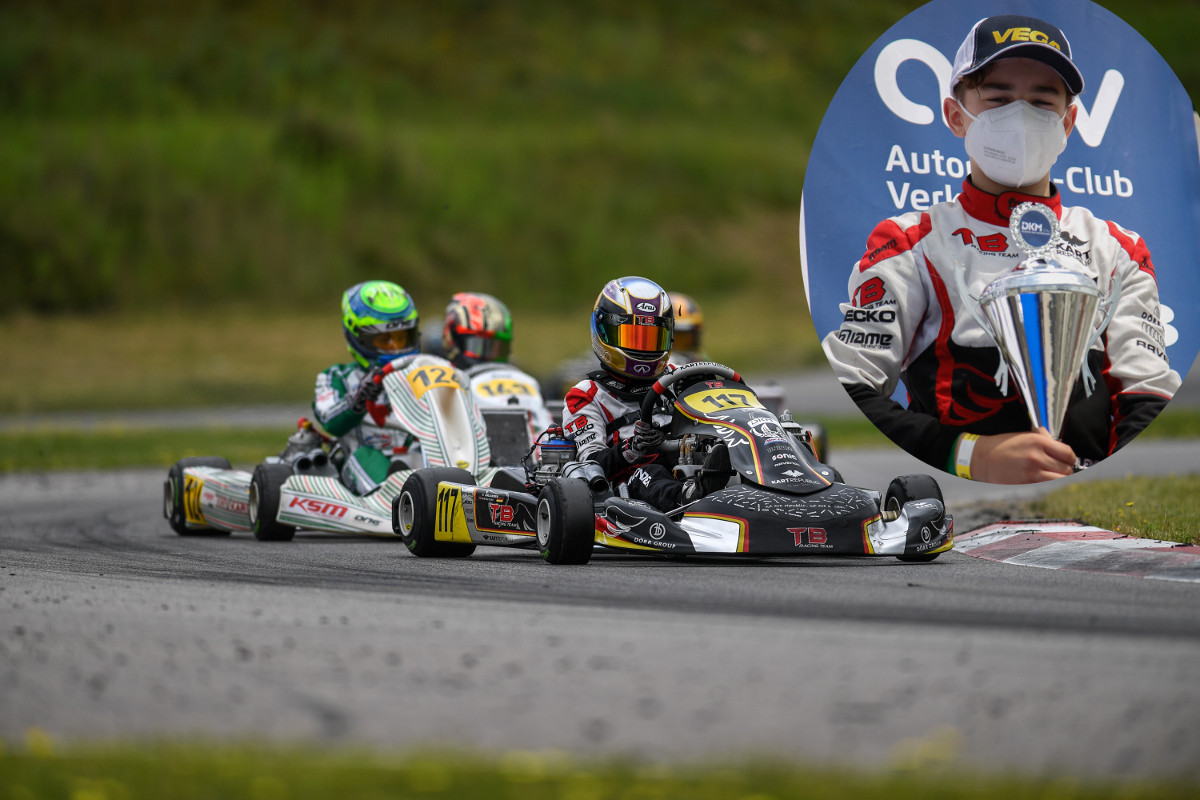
[790,526,833,549]
[471,489,536,535]
[287,495,349,520]
[214,494,249,515]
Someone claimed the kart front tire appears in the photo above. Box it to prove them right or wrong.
[537,479,596,565]
[885,474,945,563]
[394,468,477,558]
[249,463,297,542]
[164,457,233,536]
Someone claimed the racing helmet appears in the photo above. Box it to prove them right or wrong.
[442,292,513,368]
[590,276,674,381]
[667,292,704,356]
[342,280,421,368]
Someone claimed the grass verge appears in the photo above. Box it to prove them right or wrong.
[1024,475,1200,546]
[0,428,288,473]
[1,740,1196,800]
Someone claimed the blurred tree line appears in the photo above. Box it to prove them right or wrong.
[0,0,1194,316]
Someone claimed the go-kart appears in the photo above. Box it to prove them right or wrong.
[392,361,953,564]
[163,354,539,544]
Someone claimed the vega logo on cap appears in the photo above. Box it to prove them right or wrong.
[992,27,1063,49]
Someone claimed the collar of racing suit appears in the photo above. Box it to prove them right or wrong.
[586,368,655,403]
[958,176,1062,227]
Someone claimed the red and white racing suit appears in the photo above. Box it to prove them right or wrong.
[562,368,679,509]
[822,178,1180,472]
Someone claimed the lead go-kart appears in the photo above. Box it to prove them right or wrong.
[163,354,538,542]
[392,361,954,564]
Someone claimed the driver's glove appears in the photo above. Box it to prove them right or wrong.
[350,369,384,412]
[624,420,665,462]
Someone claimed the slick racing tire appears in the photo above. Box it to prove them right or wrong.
[537,479,596,565]
[393,468,478,558]
[164,457,233,536]
[884,474,945,563]
[249,463,297,542]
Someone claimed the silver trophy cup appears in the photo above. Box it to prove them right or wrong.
[978,263,1101,439]
[955,203,1120,440]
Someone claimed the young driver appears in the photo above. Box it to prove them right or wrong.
[822,14,1180,484]
[562,276,729,510]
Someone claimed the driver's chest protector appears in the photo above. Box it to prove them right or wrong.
[563,372,671,463]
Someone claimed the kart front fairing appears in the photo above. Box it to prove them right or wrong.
[594,484,950,557]
[667,376,833,494]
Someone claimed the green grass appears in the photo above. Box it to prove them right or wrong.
[0,427,288,473]
[1,740,1196,799]
[0,293,824,415]
[1025,474,1200,545]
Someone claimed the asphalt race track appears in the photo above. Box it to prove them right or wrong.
[2,458,1199,783]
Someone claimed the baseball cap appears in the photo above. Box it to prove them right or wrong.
[949,15,1085,96]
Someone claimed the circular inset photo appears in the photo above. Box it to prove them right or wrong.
[800,0,1200,485]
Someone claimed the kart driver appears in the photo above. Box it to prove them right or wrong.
[822,14,1180,484]
[562,276,730,510]
[666,291,706,366]
[441,290,554,434]
[312,280,422,494]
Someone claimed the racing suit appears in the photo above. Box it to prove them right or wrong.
[312,356,421,494]
[822,178,1180,473]
[562,368,679,510]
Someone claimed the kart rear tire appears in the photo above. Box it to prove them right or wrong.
[537,479,596,565]
[164,457,234,536]
[884,474,944,563]
[249,463,297,542]
[394,468,478,558]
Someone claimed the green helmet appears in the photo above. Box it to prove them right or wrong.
[342,281,420,368]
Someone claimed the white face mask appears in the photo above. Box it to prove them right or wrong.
[959,100,1068,188]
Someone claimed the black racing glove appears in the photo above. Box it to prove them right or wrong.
[351,369,384,412]
[624,420,665,462]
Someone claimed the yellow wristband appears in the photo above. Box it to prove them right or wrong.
[955,433,979,480]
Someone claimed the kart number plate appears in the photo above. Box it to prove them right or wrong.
[679,388,764,416]
[475,378,537,398]
[183,473,206,525]
[407,365,466,399]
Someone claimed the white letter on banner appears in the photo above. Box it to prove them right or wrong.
[1073,69,1124,148]
[875,39,953,127]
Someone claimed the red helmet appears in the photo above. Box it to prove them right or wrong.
[590,276,674,381]
[441,292,513,368]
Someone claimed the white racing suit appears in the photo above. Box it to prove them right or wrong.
[562,368,678,509]
[822,179,1180,472]
[312,355,422,494]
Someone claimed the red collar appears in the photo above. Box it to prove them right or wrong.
[958,177,1062,226]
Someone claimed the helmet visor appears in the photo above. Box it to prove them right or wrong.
[597,313,672,353]
[367,328,419,354]
[458,335,511,363]
[672,328,699,352]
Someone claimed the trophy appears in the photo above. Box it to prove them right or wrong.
[954,203,1121,440]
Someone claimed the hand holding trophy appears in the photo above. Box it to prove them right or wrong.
[956,203,1122,454]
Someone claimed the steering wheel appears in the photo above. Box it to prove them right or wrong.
[638,362,742,424]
